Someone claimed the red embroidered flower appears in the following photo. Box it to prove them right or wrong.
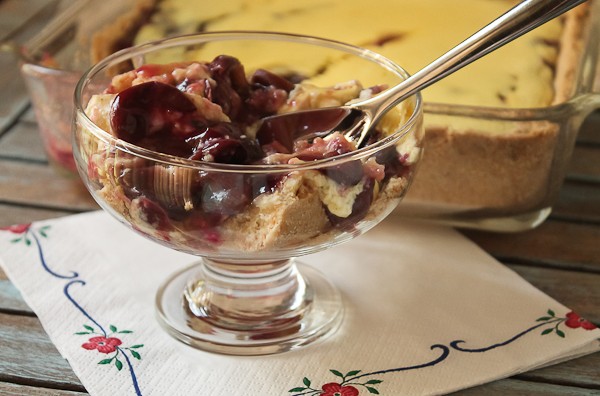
[0,223,31,234]
[81,336,123,353]
[320,383,359,396]
[565,312,597,330]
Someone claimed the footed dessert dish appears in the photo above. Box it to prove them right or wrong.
[73,32,423,354]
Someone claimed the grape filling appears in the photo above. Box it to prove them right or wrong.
[94,55,413,244]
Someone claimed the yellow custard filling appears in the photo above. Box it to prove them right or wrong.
[134,0,563,108]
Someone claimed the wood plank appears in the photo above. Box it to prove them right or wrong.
[519,353,600,391]
[0,161,97,211]
[0,0,65,135]
[0,52,29,132]
[0,121,48,162]
[463,220,600,273]
[578,111,600,145]
[0,279,31,314]
[553,180,600,224]
[0,313,84,391]
[0,382,87,396]
[508,264,600,324]
[0,122,48,163]
[567,146,600,181]
[0,203,74,229]
[453,378,599,395]
[0,0,55,42]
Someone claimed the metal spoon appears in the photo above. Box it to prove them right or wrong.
[257,0,586,149]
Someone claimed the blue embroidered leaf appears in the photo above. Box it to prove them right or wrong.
[288,387,306,393]
[115,358,123,371]
[302,377,311,387]
[541,328,553,335]
[118,330,133,334]
[346,370,361,377]
[366,386,380,394]
[74,331,91,335]
[330,369,344,378]
[130,344,144,349]
[98,359,113,365]
[366,379,383,385]
[84,325,95,332]
[109,325,118,333]
[130,349,141,360]
[547,309,556,317]
[556,329,565,338]
[536,317,551,322]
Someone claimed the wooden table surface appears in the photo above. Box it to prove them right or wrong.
[1,1,599,395]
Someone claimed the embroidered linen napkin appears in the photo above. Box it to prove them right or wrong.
[1,211,598,396]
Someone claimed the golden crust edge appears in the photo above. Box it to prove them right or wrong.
[552,2,591,105]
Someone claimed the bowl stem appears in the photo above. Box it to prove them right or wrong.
[156,258,343,355]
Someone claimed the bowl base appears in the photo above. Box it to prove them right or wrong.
[155,261,343,355]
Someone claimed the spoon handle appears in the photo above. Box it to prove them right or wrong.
[369,0,587,116]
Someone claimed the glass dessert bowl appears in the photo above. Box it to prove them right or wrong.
[72,32,423,355]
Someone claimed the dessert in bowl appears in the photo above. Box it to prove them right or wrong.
[72,32,423,354]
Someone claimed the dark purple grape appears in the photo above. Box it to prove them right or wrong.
[188,123,263,164]
[375,146,410,178]
[209,55,250,91]
[323,161,364,186]
[193,172,253,216]
[184,211,223,230]
[251,69,295,92]
[110,81,197,144]
[207,55,250,121]
[247,87,289,116]
[198,138,249,164]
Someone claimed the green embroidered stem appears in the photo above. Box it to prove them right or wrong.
[98,353,118,365]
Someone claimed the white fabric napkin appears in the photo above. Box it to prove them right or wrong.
[1,211,598,396]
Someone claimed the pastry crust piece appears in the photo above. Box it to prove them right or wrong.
[405,123,558,213]
[222,173,331,251]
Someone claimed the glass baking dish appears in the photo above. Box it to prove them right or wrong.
[17,0,138,174]
[399,1,600,231]
[17,0,600,231]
